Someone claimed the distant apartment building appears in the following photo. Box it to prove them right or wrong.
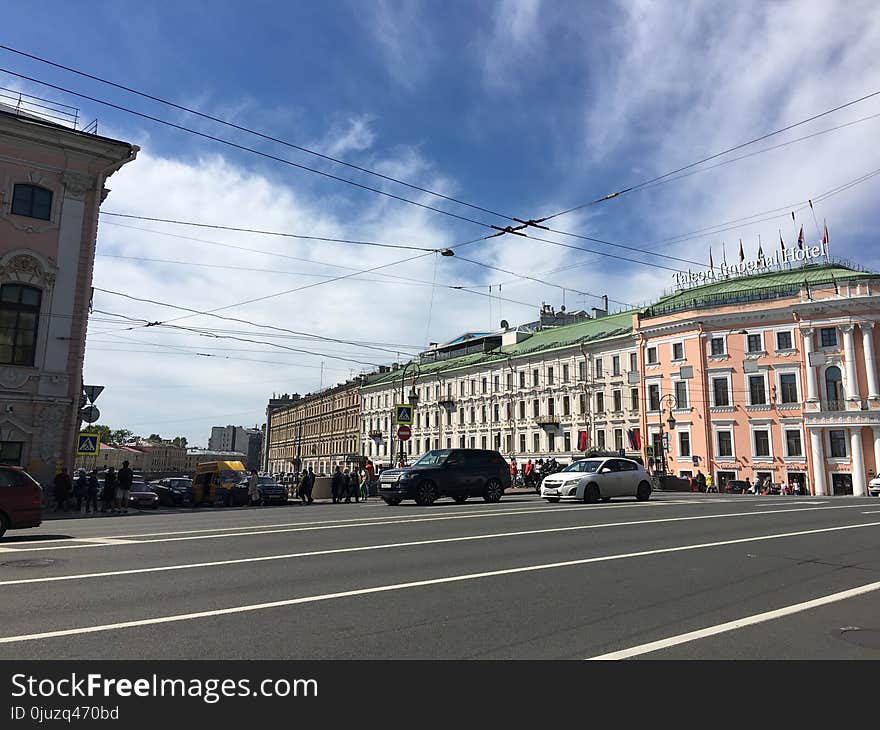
[208,424,262,469]
[0,97,138,484]
[183,448,248,473]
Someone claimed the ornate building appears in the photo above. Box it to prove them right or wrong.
[0,104,138,483]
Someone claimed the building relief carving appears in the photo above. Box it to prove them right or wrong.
[61,172,95,200]
[0,253,56,286]
[0,367,34,389]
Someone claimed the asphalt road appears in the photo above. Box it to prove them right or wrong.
[2,492,879,659]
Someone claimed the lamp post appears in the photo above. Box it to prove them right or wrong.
[392,361,421,467]
[655,393,678,476]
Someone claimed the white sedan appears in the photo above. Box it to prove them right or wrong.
[540,457,652,503]
[869,476,880,497]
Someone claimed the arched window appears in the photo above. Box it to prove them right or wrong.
[824,366,843,405]
[0,284,42,366]
[11,184,53,220]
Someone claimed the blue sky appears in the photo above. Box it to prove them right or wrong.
[4,1,880,444]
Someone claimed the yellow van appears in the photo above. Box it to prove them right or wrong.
[192,461,247,506]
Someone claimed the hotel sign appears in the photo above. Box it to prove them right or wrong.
[674,242,829,288]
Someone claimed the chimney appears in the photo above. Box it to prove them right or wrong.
[602,294,609,312]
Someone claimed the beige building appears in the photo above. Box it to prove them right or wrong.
[183,448,247,473]
[0,98,137,483]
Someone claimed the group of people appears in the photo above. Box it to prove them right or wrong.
[286,459,378,505]
[510,457,560,488]
[689,471,716,492]
[51,461,134,514]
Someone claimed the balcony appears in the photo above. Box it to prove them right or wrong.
[535,416,560,428]
[368,430,385,438]
[438,398,456,409]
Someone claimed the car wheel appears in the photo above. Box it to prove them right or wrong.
[545,498,560,503]
[584,483,600,504]
[452,495,468,504]
[636,481,652,502]
[483,478,503,503]
[0,512,8,539]
[414,480,438,506]
[383,497,403,506]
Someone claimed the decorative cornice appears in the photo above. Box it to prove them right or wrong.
[0,253,56,286]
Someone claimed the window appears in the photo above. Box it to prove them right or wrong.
[579,361,587,381]
[596,430,606,450]
[612,356,620,376]
[493,375,499,392]
[785,429,803,457]
[519,371,526,389]
[672,342,684,360]
[470,437,476,449]
[646,347,657,364]
[519,401,526,419]
[494,433,501,449]
[564,432,571,451]
[493,404,500,422]
[596,393,605,413]
[648,384,660,411]
[505,402,511,420]
[533,433,540,452]
[548,433,556,452]
[753,429,771,457]
[629,352,637,371]
[829,429,847,458]
[776,331,793,350]
[779,373,798,404]
[679,431,691,457]
[824,366,843,405]
[460,381,465,396]
[520,434,526,453]
[532,369,540,386]
[547,367,554,385]
[748,375,767,405]
[579,393,586,413]
[710,337,725,356]
[820,327,838,348]
[482,378,488,394]
[563,396,570,416]
[0,284,42,366]
[613,390,622,412]
[470,407,476,423]
[631,388,639,411]
[458,408,464,424]
[506,373,513,390]
[533,400,540,418]
[548,398,555,416]
[11,184,52,220]
[717,430,733,457]
[674,380,688,409]
[481,436,487,450]
[470,379,476,395]
[746,334,762,353]
[595,359,604,377]
[0,441,23,466]
[459,436,466,449]
[712,377,730,407]
[614,429,624,451]
[562,364,570,383]
[481,406,486,423]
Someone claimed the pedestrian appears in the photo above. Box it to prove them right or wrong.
[343,469,352,503]
[745,477,752,494]
[247,469,259,507]
[695,470,706,493]
[102,467,117,513]
[74,469,88,513]
[86,470,100,514]
[509,457,518,483]
[304,467,315,504]
[53,467,72,512]
[365,459,375,483]
[116,460,133,514]
[360,468,369,501]
[331,465,344,503]
[705,473,715,492]
[349,468,361,503]
[794,479,802,497]
[523,459,534,488]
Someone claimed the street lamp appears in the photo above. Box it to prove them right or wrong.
[655,393,678,476]
[391,361,421,466]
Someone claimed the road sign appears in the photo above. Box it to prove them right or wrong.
[393,404,413,425]
[618,448,625,457]
[83,385,105,403]
[692,455,699,466]
[645,445,655,457]
[397,425,412,441]
[80,405,100,424]
[77,433,100,455]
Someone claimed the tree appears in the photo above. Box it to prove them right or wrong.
[89,425,112,444]
[147,434,162,442]
[110,429,136,444]
[172,436,188,448]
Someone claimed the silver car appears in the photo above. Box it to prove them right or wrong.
[540,457,652,503]
[869,476,880,497]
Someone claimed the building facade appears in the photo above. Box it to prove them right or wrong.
[0,105,137,484]
[265,380,362,476]
[208,424,262,470]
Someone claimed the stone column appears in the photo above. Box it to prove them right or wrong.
[809,428,827,496]
[850,427,866,497]
[800,328,819,402]
[861,323,880,400]
[841,325,861,402]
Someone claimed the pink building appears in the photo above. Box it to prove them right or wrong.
[0,102,137,484]
[635,260,879,496]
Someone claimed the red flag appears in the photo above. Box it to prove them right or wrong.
[632,428,641,450]
[577,431,589,451]
[822,220,829,245]
[797,225,804,250]
[738,239,745,262]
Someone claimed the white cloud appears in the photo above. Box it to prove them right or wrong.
[364,0,437,90]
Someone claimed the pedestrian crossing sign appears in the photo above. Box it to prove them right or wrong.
[393,404,413,425]
[77,433,100,455]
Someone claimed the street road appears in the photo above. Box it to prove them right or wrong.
[1,493,879,659]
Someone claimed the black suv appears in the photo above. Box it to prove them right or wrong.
[378,449,511,506]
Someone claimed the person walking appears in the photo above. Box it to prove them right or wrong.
[247,469,260,507]
[523,459,534,488]
[53,468,72,512]
[102,467,117,513]
[116,460,133,514]
[343,469,352,503]
[86,470,100,514]
[695,470,706,493]
[74,470,88,513]
[304,467,315,504]
[349,468,361,503]
[705,473,715,492]
[331,465,344,504]
[509,457,518,485]
[359,468,369,501]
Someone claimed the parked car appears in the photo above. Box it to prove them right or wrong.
[724,479,750,494]
[233,475,288,506]
[128,478,159,509]
[868,476,880,497]
[150,478,195,507]
[0,465,42,539]
[378,448,511,506]
[540,457,652,503]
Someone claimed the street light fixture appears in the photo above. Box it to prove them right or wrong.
[392,361,421,466]
[655,393,678,476]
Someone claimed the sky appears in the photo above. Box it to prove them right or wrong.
[4,0,880,445]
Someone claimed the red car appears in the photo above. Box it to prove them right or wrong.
[0,465,43,539]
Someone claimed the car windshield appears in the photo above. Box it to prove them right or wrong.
[412,449,451,466]
[170,479,191,488]
[562,460,602,473]
[221,470,246,482]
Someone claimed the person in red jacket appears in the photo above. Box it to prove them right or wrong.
[523,459,535,488]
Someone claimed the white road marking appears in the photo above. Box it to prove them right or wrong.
[861,510,880,514]
[588,579,880,660]
[1,520,878,643]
